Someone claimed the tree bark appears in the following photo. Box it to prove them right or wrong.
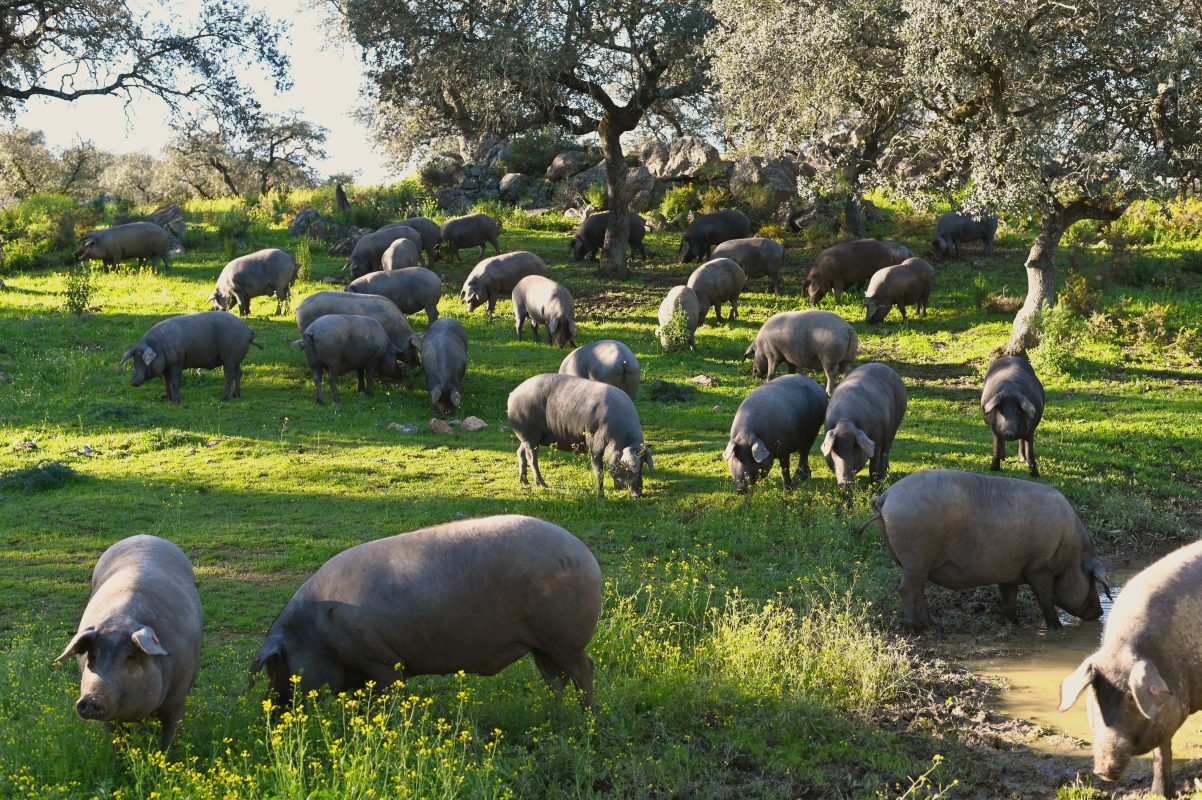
[844,193,864,237]
[598,117,630,279]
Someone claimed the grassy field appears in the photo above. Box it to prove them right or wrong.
[0,203,1200,799]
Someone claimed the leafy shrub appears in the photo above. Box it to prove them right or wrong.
[658,186,697,228]
[215,206,251,241]
[0,237,52,274]
[583,181,607,210]
[1029,303,1085,375]
[0,462,78,495]
[696,185,732,215]
[419,155,462,190]
[511,211,577,233]
[470,199,513,228]
[0,193,79,258]
[737,184,778,222]
[62,263,96,315]
[294,238,312,281]
[497,129,578,176]
[658,307,693,353]
[754,223,788,244]
[1058,270,1102,315]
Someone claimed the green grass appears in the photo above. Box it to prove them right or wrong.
[0,207,1199,798]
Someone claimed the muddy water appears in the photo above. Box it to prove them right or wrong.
[968,568,1202,760]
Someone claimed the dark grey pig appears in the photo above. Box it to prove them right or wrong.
[820,362,906,489]
[864,257,935,323]
[120,311,257,403]
[1060,540,1202,798]
[381,238,421,271]
[686,258,746,323]
[75,222,171,271]
[293,313,405,404]
[460,251,548,314]
[439,213,501,263]
[859,469,1107,631]
[209,248,299,316]
[399,216,442,264]
[881,240,915,263]
[507,374,653,498]
[804,239,904,303]
[251,515,601,708]
[711,237,786,293]
[422,318,468,414]
[347,224,421,278]
[931,211,998,260]
[559,339,640,401]
[656,286,700,352]
[513,275,578,348]
[347,267,441,325]
[569,212,647,262]
[981,354,1045,477]
[724,374,828,492]
[744,310,858,395]
[294,291,421,365]
[54,535,202,749]
[677,210,752,262]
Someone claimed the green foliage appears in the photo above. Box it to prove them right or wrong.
[497,129,578,176]
[697,185,733,215]
[419,155,462,190]
[0,461,78,495]
[0,236,51,274]
[583,181,608,210]
[470,199,514,228]
[657,306,693,354]
[658,186,698,227]
[0,193,78,252]
[1028,303,1086,376]
[294,238,312,282]
[736,183,778,221]
[62,263,95,315]
[754,223,788,244]
[514,211,577,232]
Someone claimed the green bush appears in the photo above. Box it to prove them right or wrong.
[497,129,578,176]
[1029,303,1086,375]
[659,306,693,353]
[512,211,577,233]
[0,237,53,274]
[735,183,778,221]
[583,181,608,210]
[658,186,697,228]
[62,263,96,315]
[419,156,462,190]
[697,185,733,215]
[294,238,313,281]
[0,193,78,254]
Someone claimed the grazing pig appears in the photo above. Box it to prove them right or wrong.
[569,212,647,262]
[75,222,171,271]
[864,257,935,323]
[744,310,858,395]
[439,213,501,263]
[346,224,421,279]
[54,535,202,749]
[804,239,905,304]
[507,374,653,498]
[209,248,299,316]
[820,362,906,490]
[931,211,998,260]
[381,238,422,271]
[724,374,828,492]
[293,314,406,404]
[422,318,468,414]
[686,258,746,323]
[677,210,752,262]
[294,291,421,365]
[120,311,257,403]
[711,238,786,293]
[347,267,441,325]
[399,216,442,264]
[859,469,1107,632]
[513,275,578,348]
[981,355,1045,477]
[656,286,700,352]
[460,251,548,314]
[251,515,601,708]
[1059,540,1202,798]
[559,340,640,401]
[881,240,915,263]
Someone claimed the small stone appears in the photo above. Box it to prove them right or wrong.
[689,374,719,386]
[388,422,420,434]
[0,372,10,384]
[711,405,722,413]
[429,419,453,434]
[462,416,487,432]
[320,276,341,284]
[498,426,512,434]
[448,419,462,427]
[13,439,37,451]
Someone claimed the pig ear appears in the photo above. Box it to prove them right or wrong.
[120,347,137,364]
[1088,558,1112,600]
[131,626,169,656]
[141,347,157,366]
[743,344,755,360]
[1130,659,1179,722]
[54,627,98,664]
[640,444,654,472]
[250,640,283,679]
[450,389,462,408]
[982,394,1002,414]
[854,428,876,458]
[548,318,560,335]
[751,437,771,464]
[722,441,736,461]
[1058,658,1094,711]
[820,429,836,457]
[1018,394,1038,418]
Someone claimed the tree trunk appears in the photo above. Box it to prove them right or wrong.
[844,193,864,237]
[598,118,630,279]
[1004,215,1066,354]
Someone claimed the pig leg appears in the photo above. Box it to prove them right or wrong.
[823,365,836,395]
[221,364,237,401]
[990,433,1005,471]
[157,700,186,750]
[237,292,250,316]
[356,369,366,393]
[730,298,739,321]
[984,236,994,257]
[168,364,183,404]
[779,453,793,491]
[793,451,812,483]
[1151,742,1172,798]
[997,583,1020,625]
[364,366,376,397]
[312,367,325,404]
[712,303,724,322]
[487,293,498,315]
[1026,573,1063,630]
[530,322,542,343]
[899,305,907,321]
[591,454,605,498]
[426,305,438,324]
[900,570,933,630]
[528,445,547,488]
[515,305,527,340]
[489,235,500,255]
[329,372,341,404]
[1022,436,1039,478]
[233,363,243,398]
[517,444,530,485]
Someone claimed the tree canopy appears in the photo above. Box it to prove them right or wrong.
[0,0,290,123]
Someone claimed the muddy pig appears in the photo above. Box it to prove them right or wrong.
[559,340,640,401]
[252,515,601,708]
[120,311,257,403]
[422,318,468,414]
[55,535,202,749]
[744,310,858,394]
[864,257,935,322]
[724,374,828,492]
[656,286,700,352]
[981,354,1045,477]
[677,210,752,262]
[711,237,786,293]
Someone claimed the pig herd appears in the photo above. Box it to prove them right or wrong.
[70,209,1193,793]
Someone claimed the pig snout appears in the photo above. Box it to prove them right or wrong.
[75,694,110,720]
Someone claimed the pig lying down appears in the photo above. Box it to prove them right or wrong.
[1061,539,1202,798]
[55,535,203,749]
[252,515,601,708]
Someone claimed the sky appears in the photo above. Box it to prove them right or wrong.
[12,0,395,185]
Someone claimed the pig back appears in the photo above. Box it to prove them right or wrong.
[1104,540,1202,657]
[296,291,411,345]
[295,516,601,675]
[826,363,906,431]
[471,252,548,295]
[811,239,897,286]
[734,374,827,451]
[711,238,785,279]
[760,311,856,365]
[687,258,746,301]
